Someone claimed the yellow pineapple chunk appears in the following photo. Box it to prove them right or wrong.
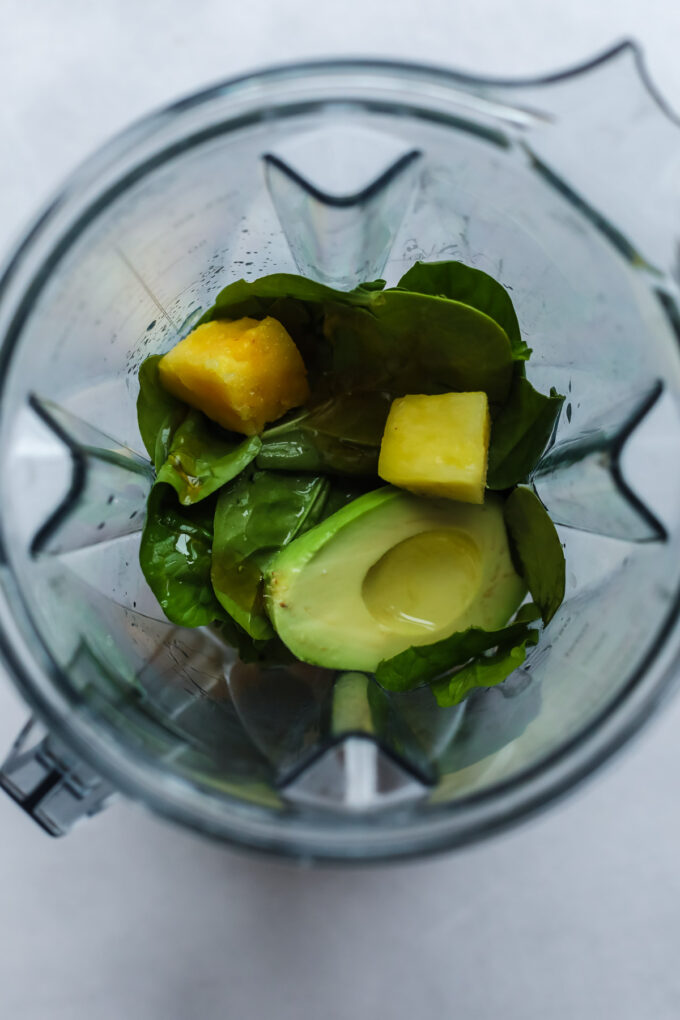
[378,392,490,504]
[158,317,309,435]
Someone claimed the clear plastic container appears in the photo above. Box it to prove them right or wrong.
[1,44,680,860]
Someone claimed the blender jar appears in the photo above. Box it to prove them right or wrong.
[1,44,680,861]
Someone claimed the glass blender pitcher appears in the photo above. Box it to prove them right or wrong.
[1,43,680,861]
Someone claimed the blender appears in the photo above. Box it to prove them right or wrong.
[1,43,679,860]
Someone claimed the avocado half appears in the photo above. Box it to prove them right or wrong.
[265,487,526,672]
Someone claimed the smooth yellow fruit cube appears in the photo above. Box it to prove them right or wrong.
[378,392,490,504]
[158,317,310,435]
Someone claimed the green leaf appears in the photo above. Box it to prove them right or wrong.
[159,265,520,482]
[324,291,513,404]
[355,279,386,293]
[200,273,344,321]
[200,270,515,406]
[211,471,332,639]
[432,629,539,707]
[294,393,391,446]
[487,373,564,489]
[156,410,261,505]
[198,274,338,370]
[257,394,390,476]
[397,259,529,361]
[200,269,516,473]
[513,602,543,625]
[139,483,290,662]
[317,479,376,518]
[257,428,379,475]
[503,486,566,624]
[136,355,188,470]
[139,484,224,628]
[375,613,540,694]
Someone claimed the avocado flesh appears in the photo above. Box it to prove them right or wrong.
[266,487,526,672]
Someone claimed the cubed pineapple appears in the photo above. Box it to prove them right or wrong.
[158,317,309,435]
[378,392,490,504]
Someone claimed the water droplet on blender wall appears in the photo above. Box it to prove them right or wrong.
[566,403,572,422]
[146,320,156,331]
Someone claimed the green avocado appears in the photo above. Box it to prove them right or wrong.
[265,487,526,672]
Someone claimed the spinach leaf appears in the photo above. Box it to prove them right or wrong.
[151,264,520,485]
[257,395,389,476]
[156,410,261,505]
[318,479,377,517]
[295,393,391,446]
[256,391,391,475]
[431,628,539,707]
[139,484,224,628]
[257,429,379,475]
[200,273,344,321]
[487,373,564,489]
[211,471,331,640]
[198,274,339,372]
[139,483,291,662]
[397,260,529,361]
[324,291,513,404]
[136,355,188,470]
[503,486,565,624]
[375,607,541,694]
[201,271,515,405]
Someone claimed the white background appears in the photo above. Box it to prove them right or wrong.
[2,1,680,1017]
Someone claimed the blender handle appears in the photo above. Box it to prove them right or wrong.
[0,718,115,836]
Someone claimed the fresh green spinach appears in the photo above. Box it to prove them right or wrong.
[375,605,541,694]
[139,484,224,629]
[211,471,332,639]
[397,260,529,361]
[293,393,391,446]
[487,373,564,489]
[257,428,379,475]
[199,273,343,321]
[198,274,338,372]
[316,479,377,517]
[431,628,539,707]
[323,293,513,403]
[136,355,188,471]
[139,483,290,662]
[257,394,389,475]
[156,410,261,505]
[503,486,565,624]
[201,270,515,405]
[138,262,564,684]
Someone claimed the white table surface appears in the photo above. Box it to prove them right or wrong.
[2,2,680,1017]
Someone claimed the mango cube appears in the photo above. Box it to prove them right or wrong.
[158,317,309,435]
[378,392,490,504]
